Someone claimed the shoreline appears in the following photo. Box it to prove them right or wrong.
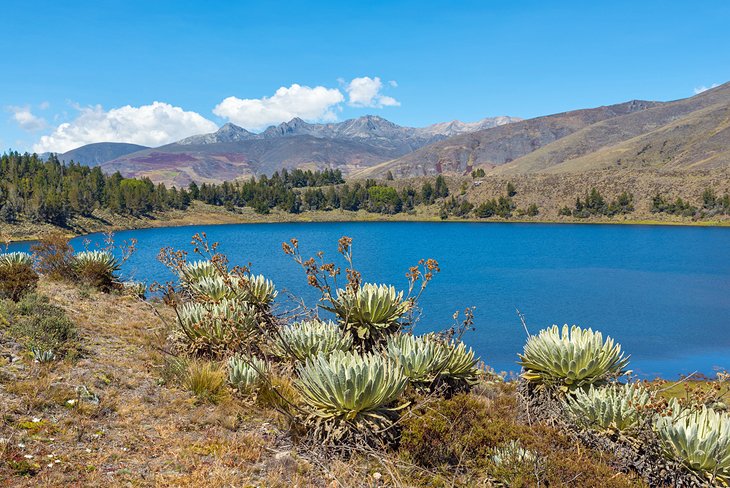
[2,205,729,244]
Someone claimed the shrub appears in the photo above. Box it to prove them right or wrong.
[564,383,652,433]
[72,250,121,291]
[295,350,407,441]
[228,355,268,394]
[0,252,38,301]
[325,283,411,346]
[5,293,78,358]
[518,324,629,390]
[271,319,353,362]
[655,398,730,484]
[30,233,75,280]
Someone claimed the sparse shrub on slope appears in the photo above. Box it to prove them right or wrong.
[3,293,79,359]
[655,398,730,485]
[30,233,75,280]
[0,252,38,301]
[518,324,629,390]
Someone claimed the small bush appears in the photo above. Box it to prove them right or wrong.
[4,293,79,359]
[0,252,38,301]
[30,233,75,280]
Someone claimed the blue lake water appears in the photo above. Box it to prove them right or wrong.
[8,222,730,379]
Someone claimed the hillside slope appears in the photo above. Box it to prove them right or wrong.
[356,100,661,177]
[492,82,730,174]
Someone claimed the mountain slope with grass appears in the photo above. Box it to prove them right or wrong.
[360,82,730,178]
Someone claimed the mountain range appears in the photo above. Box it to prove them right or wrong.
[51,82,730,185]
[57,115,518,186]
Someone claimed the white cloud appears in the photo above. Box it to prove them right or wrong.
[33,101,218,153]
[9,105,47,131]
[694,83,719,94]
[213,84,345,130]
[39,101,50,110]
[346,76,400,108]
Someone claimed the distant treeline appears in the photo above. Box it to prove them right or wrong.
[0,152,451,224]
[1,152,727,226]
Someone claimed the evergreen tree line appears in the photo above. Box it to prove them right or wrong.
[651,188,730,217]
[0,152,453,224]
[557,188,634,218]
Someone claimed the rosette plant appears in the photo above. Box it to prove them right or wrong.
[228,355,268,394]
[564,383,652,433]
[325,283,411,347]
[518,324,630,390]
[295,350,408,441]
[72,250,121,291]
[176,298,259,355]
[271,319,353,362]
[0,252,38,301]
[655,398,730,485]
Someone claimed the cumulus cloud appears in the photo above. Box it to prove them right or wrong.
[346,76,400,108]
[33,102,218,153]
[213,84,345,130]
[694,83,719,94]
[9,105,47,131]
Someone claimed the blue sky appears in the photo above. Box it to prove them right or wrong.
[2,0,729,153]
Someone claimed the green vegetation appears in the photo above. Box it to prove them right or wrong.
[518,324,630,389]
[652,187,730,217]
[0,251,38,301]
[655,398,730,484]
[564,383,652,433]
[1,292,79,360]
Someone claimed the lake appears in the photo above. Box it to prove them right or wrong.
[8,222,730,379]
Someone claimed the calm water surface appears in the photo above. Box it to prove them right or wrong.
[9,222,730,378]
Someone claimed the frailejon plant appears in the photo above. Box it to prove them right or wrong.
[271,319,353,362]
[228,355,268,394]
[655,398,730,484]
[176,298,259,354]
[31,347,56,363]
[386,333,450,384]
[188,275,235,302]
[490,440,545,485]
[295,350,408,440]
[564,383,652,433]
[325,283,411,345]
[437,337,480,383]
[72,250,121,290]
[179,260,221,285]
[234,273,278,307]
[518,325,629,390]
[0,252,34,267]
[0,252,38,301]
